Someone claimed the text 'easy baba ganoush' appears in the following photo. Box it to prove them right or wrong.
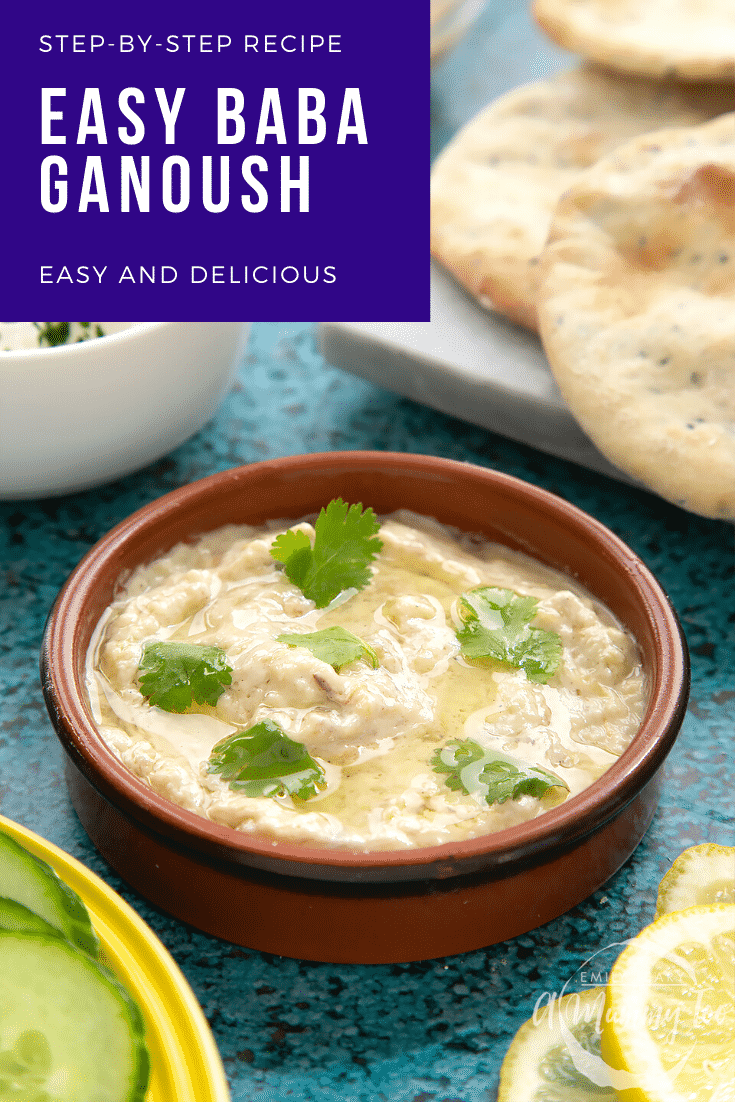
[85,503,647,851]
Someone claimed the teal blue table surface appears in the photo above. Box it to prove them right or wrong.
[2,6,734,1098]
[1,320,733,1101]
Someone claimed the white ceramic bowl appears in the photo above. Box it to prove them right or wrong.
[0,322,248,499]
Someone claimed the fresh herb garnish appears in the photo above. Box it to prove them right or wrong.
[270,499,383,608]
[33,322,70,347]
[76,321,105,341]
[138,641,233,713]
[32,322,105,347]
[455,587,562,683]
[431,738,568,806]
[207,719,326,799]
[276,626,379,671]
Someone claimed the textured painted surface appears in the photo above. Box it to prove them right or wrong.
[1,321,732,1101]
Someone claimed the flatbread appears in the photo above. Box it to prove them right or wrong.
[537,113,735,520]
[430,66,731,330]
[533,0,735,83]
[431,0,482,62]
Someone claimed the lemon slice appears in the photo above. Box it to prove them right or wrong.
[498,986,618,1100]
[602,903,735,1102]
[655,844,735,916]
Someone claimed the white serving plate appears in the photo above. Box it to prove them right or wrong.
[318,263,632,483]
[321,0,638,486]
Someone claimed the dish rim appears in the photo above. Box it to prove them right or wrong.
[0,322,170,360]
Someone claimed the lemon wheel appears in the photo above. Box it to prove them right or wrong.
[655,844,735,916]
[498,986,618,1101]
[602,903,735,1102]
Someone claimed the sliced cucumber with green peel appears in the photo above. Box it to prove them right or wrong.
[0,830,99,957]
[0,931,150,1102]
[0,897,60,937]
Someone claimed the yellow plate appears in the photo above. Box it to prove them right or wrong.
[0,814,231,1102]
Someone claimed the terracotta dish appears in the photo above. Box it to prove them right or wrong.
[41,452,689,963]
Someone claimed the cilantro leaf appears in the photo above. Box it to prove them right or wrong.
[206,719,326,800]
[269,527,312,588]
[138,641,233,713]
[431,738,568,806]
[75,321,105,342]
[455,587,562,683]
[270,499,383,608]
[277,626,379,671]
[33,322,70,347]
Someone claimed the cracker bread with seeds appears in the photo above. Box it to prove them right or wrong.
[533,0,735,83]
[430,66,731,331]
[537,113,735,519]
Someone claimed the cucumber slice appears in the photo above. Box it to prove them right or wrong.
[0,830,99,957]
[0,931,150,1102]
[0,897,60,937]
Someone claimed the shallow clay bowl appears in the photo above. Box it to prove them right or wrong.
[41,452,689,963]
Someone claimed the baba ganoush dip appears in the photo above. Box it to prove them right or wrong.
[86,510,647,851]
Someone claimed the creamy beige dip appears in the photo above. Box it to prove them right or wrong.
[0,322,139,351]
[85,512,646,851]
